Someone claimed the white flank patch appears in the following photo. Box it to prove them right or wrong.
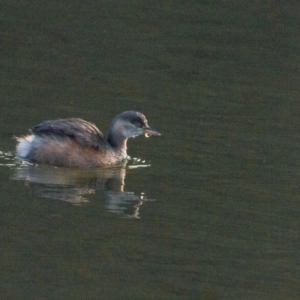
[16,135,35,158]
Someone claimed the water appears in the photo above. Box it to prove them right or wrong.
[1,1,300,299]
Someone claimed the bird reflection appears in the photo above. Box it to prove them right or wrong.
[13,161,154,219]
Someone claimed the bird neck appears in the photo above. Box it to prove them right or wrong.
[107,132,128,157]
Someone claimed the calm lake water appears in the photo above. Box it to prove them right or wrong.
[1,1,300,299]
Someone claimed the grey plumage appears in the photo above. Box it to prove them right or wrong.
[16,111,160,168]
[32,118,106,149]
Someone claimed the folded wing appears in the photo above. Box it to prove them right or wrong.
[32,118,106,149]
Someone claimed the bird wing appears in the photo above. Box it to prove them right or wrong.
[32,118,106,149]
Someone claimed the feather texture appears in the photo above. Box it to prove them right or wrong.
[32,118,106,149]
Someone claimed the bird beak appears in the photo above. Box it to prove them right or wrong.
[143,127,161,138]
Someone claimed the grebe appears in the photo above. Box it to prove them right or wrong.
[16,111,160,168]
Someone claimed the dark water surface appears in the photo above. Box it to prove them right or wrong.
[1,1,300,299]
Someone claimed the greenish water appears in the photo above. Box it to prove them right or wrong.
[1,1,300,299]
